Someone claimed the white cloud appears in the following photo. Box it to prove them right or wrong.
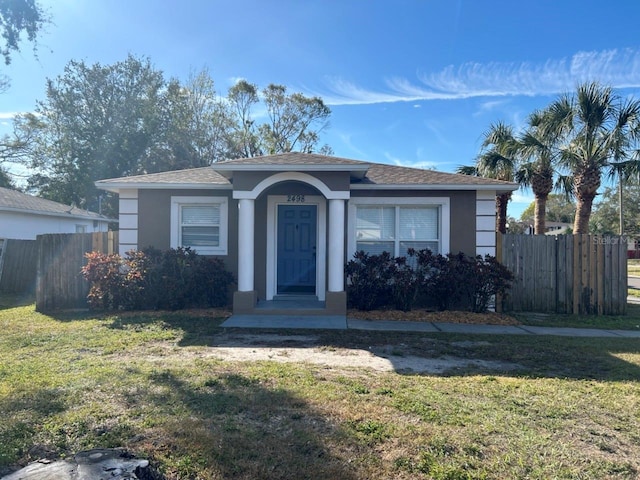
[320,48,640,106]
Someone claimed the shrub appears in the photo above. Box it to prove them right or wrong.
[457,254,514,313]
[82,252,131,310]
[81,247,235,311]
[345,251,395,311]
[413,250,513,313]
[345,249,513,313]
[390,256,419,312]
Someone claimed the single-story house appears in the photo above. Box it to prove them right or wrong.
[0,186,113,240]
[95,153,518,317]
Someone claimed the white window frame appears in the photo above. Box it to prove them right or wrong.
[348,197,450,258]
[170,196,228,255]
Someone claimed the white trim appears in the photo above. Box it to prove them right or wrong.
[328,199,345,292]
[119,198,138,214]
[118,214,138,230]
[266,195,326,301]
[350,183,517,192]
[476,191,496,256]
[476,190,496,200]
[476,199,495,215]
[119,189,138,256]
[233,172,350,200]
[170,196,228,255]
[476,215,495,231]
[348,197,450,257]
[238,198,255,291]
[476,231,496,248]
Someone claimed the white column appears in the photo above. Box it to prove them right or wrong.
[237,198,255,292]
[328,199,345,292]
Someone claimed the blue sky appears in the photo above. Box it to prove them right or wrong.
[4,0,640,218]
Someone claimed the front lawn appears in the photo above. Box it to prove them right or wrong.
[1,302,640,479]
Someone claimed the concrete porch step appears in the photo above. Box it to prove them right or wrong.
[222,314,347,329]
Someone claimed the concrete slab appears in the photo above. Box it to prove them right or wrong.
[518,326,622,337]
[222,315,347,329]
[434,323,531,335]
[605,329,640,337]
[348,319,440,332]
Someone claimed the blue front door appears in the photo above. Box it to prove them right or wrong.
[277,204,317,294]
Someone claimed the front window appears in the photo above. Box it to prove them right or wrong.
[171,196,228,255]
[356,205,439,256]
[350,197,449,258]
[180,204,220,249]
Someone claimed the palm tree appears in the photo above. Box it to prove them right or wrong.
[515,105,572,234]
[545,82,640,234]
[458,121,519,233]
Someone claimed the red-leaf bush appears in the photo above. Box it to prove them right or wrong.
[81,247,235,311]
[345,249,513,313]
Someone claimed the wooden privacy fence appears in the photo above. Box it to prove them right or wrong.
[498,233,628,315]
[36,232,118,312]
[0,239,38,293]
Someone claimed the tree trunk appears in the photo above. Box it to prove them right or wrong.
[534,193,547,235]
[573,168,601,234]
[531,169,553,235]
[495,192,511,234]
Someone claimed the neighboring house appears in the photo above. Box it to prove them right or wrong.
[0,187,113,240]
[544,221,572,235]
[96,153,518,316]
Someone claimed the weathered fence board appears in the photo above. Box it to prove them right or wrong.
[35,232,118,312]
[499,233,627,315]
[0,239,38,293]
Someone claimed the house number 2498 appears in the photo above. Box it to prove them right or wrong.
[287,194,305,203]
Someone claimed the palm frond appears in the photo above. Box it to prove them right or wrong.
[554,174,575,200]
[456,165,479,176]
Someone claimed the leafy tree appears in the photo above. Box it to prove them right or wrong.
[520,194,576,225]
[544,82,640,233]
[225,80,332,157]
[0,0,48,65]
[0,0,50,94]
[590,186,640,235]
[0,166,14,188]
[20,55,167,216]
[2,56,333,216]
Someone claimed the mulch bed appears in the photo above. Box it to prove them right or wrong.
[111,307,520,326]
[347,309,521,326]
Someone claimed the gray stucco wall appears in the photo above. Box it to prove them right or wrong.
[135,182,478,301]
[137,189,238,279]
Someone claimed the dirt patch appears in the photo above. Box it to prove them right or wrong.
[169,332,522,374]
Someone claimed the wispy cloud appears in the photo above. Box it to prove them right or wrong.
[320,48,640,106]
[0,111,22,120]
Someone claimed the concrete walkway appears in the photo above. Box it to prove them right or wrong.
[221,315,640,338]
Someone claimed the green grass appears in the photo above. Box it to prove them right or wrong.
[1,300,640,479]
[628,259,640,276]
[514,304,640,330]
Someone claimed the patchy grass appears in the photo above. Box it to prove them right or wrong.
[1,300,640,479]
[628,259,640,276]
[513,304,640,330]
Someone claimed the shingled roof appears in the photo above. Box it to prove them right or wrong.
[0,187,112,220]
[96,153,518,192]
